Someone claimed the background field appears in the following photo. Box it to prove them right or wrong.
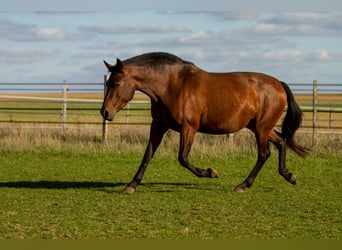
[1,92,342,133]
[0,128,341,239]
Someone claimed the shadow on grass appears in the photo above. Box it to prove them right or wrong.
[0,180,209,192]
[0,180,124,189]
[140,182,217,193]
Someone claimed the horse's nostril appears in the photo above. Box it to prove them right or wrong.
[104,110,109,118]
[100,108,108,119]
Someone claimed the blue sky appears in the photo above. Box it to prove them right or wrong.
[0,1,342,84]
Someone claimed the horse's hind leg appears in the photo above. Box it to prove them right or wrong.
[178,126,218,178]
[269,130,296,185]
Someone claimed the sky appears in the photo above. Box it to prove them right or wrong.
[0,1,342,85]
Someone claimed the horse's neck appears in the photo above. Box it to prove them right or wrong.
[131,67,170,102]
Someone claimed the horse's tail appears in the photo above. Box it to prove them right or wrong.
[280,81,309,157]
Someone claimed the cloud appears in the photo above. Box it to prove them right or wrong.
[0,17,34,39]
[241,12,342,36]
[80,41,131,51]
[138,29,294,51]
[181,49,304,66]
[0,16,71,42]
[307,49,342,62]
[18,27,67,41]
[314,49,330,60]
[162,11,258,21]
[0,47,59,63]
[268,12,339,24]
[78,24,190,34]
[204,11,259,20]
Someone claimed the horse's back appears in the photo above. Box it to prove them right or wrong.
[198,71,286,105]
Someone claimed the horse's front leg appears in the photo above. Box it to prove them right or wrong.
[178,126,219,178]
[123,121,168,194]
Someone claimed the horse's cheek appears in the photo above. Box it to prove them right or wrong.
[120,84,134,101]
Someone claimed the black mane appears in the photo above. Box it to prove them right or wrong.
[123,52,194,69]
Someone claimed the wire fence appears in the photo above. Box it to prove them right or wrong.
[0,79,341,143]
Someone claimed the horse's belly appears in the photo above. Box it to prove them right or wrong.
[199,113,252,134]
[198,122,242,134]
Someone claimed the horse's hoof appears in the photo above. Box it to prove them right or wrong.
[122,186,136,194]
[234,183,247,193]
[208,168,219,178]
[289,174,297,185]
[234,186,246,193]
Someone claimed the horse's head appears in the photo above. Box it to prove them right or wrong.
[100,59,136,121]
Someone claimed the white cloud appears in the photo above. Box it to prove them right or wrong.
[78,24,190,34]
[0,17,73,42]
[139,29,293,51]
[270,12,339,24]
[20,27,67,41]
[0,17,33,39]
[0,47,59,63]
[315,49,330,60]
[261,50,303,62]
[245,12,342,36]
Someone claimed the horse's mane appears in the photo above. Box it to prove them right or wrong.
[123,52,194,70]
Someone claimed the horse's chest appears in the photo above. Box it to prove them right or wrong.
[151,102,183,130]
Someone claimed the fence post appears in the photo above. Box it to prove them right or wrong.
[329,103,333,131]
[125,102,130,128]
[61,80,68,132]
[312,80,318,146]
[102,75,108,141]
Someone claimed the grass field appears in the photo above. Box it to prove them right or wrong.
[0,128,341,239]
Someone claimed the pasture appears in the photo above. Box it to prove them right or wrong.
[0,128,341,239]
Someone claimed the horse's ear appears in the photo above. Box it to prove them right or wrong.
[116,58,124,72]
[103,60,113,71]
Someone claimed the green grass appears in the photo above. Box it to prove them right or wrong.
[0,130,341,239]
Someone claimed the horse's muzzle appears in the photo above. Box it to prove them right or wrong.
[100,107,113,121]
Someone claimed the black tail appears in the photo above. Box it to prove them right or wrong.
[281,81,309,157]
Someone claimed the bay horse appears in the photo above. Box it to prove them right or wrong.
[101,52,308,194]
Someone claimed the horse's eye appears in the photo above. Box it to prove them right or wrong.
[107,81,120,88]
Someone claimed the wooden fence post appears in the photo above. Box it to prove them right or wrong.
[125,102,130,128]
[102,75,108,141]
[61,80,68,132]
[328,103,332,131]
[312,80,318,146]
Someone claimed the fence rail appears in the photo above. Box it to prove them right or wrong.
[0,79,341,144]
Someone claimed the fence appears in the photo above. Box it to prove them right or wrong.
[0,79,341,144]
[0,78,152,138]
